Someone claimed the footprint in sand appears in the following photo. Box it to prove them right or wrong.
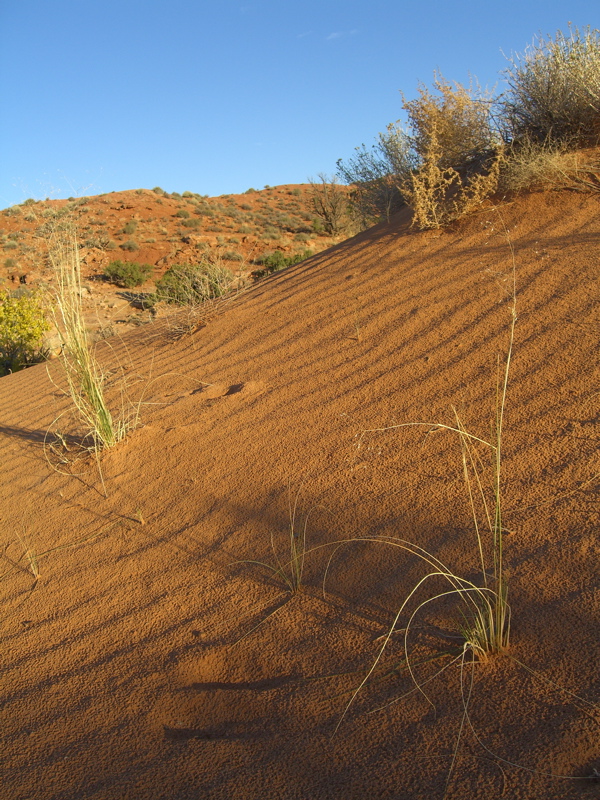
[193,381,266,399]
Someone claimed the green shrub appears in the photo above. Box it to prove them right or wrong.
[222,250,243,261]
[180,218,201,228]
[251,249,313,279]
[152,186,165,194]
[120,240,139,252]
[123,220,138,234]
[182,190,194,197]
[0,290,49,376]
[155,262,234,305]
[175,209,190,219]
[104,260,153,288]
[4,258,17,269]
[501,26,600,145]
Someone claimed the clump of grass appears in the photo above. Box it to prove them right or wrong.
[338,253,517,734]
[500,136,600,193]
[49,228,127,449]
[236,484,316,595]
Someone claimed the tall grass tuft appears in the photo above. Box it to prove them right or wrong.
[49,228,126,449]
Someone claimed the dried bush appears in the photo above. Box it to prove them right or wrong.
[403,75,496,174]
[406,129,503,230]
[401,77,501,229]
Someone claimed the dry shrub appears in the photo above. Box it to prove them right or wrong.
[399,76,501,230]
[403,75,496,173]
[405,137,503,230]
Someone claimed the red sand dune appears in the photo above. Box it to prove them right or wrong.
[1,190,599,799]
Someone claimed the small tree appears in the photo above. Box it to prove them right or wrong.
[308,174,349,235]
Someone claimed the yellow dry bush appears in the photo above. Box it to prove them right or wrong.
[398,76,501,230]
[404,128,503,230]
[403,75,495,172]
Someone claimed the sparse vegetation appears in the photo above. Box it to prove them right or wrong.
[338,26,600,229]
[119,239,139,252]
[251,249,313,279]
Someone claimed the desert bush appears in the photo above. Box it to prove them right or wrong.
[155,262,234,305]
[4,241,18,250]
[405,130,503,230]
[337,124,412,224]
[152,187,165,194]
[0,289,49,376]
[4,258,17,269]
[500,26,600,146]
[180,218,201,228]
[175,209,190,219]
[104,260,153,288]
[182,191,194,197]
[404,75,496,173]
[123,220,138,235]
[401,76,501,229]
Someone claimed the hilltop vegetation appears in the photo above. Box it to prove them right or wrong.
[338,25,600,227]
[0,183,352,293]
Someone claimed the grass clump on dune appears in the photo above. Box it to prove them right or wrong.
[49,229,129,449]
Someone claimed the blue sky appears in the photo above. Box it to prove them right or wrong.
[1,0,598,208]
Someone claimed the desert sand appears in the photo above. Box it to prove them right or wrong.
[1,189,599,799]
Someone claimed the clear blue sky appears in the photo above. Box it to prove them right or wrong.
[1,0,598,208]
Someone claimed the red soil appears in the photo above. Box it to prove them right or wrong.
[1,189,599,799]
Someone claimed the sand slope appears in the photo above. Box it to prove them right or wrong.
[1,191,599,799]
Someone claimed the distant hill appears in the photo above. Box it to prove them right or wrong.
[0,184,350,334]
